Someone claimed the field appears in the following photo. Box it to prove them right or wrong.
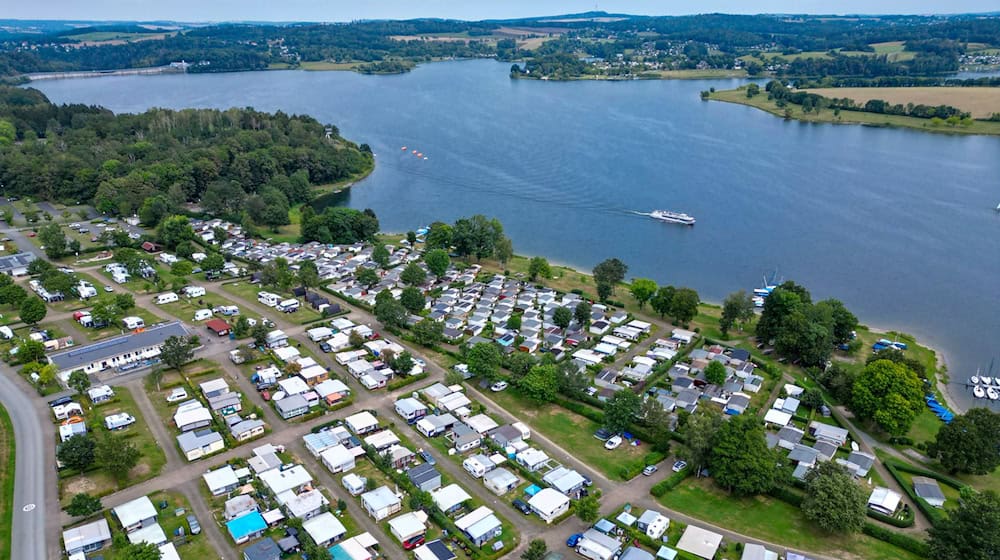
[65,31,174,46]
[869,41,917,62]
[644,68,748,79]
[220,281,326,325]
[0,405,13,560]
[805,87,1000,118]
[658,478,923,560]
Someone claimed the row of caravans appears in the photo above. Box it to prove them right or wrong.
[258,291,299,313]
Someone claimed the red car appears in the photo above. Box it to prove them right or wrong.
[26,232,36,237]
[261,390,271,401]
[403,535,425,550]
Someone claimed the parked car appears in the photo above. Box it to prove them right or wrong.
[566,534,583,548]
[490,381,509,392]
[642,465,659,476]
[261,390,271,402]
[672,460,688,472]
[103,285,114,292]
[512,499,532,515]
[593,428,612,441]
[186,514,201,535]
[48,396,72,408]
[604,435,623,450]
[581,475,593,487]
[166,388,187,403]
[419,451,436,466]
[403,535,425,550]
[319,341,332,353]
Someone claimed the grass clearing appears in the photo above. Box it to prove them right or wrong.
[644,69,748,79]
[160,292,242,322]
[0,404,14,560]
[658,477,924,560]
[805,86,1000,119]
[221,281,326,325]
[72,307,165,342]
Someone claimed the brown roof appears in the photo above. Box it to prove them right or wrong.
[205,319,231,334]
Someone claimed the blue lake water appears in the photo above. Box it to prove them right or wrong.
[33,60,1000,410]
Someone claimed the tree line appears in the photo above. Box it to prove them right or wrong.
[765,80,972,121]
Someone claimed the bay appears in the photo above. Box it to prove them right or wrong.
[33,59,1000,411]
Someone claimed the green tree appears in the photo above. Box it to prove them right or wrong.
[425,222,453,250]
[399,286,426,314]
[114,292,135,311]
[678,411,722,475]
[720,290,755,336]
[801,461,867,533]
[57,435,96,472]
[68,370,91,395]
[650,285,675,318]
[573,302,592,328]
[201,252,225,273]
[755,287,802,343]
[603,389,641,433]
[507,351,536,381]
[372,244,390,268]
[517,364,559,403]
[374,290,407,329]
[117,542,161,560]
[96,432,141,484]
[251,323,269,347]
[170,260,193,277]
[16,340,47,364]
[390,352,415,376]
[522,539,548,560]
[852,359,924,435]
[703,360,727,385]
[452,215,504,261]
[424,249,451,279]
[552,306,572,330]
[528,257,551,281]
[19,296,47,325]
[406,231,417,246]
[815,298,858,343]
[356,267,379,288]
[412,318,443,346]
[928,488,1000,560]
[160,335,196,371]
[400,262,427,286]
[670,287,700,324]
[298,260,320,289]
[64,492,103,517]
[0,284,27,306]
[575,494,600,523]
[38,223,68,258]
[494,235,513,266]
[710,413,777,495]
[930,408,1000,475]
[629,278,657,309]
[156,215,195,249]
[467,342,503,381]
[593,258,627,301]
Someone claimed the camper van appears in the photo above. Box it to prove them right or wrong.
[184,286,206,298]
[277,299,300,313]
[122,316,145,330]
[104,413,136,431]
[156,292,179,305]
[257,292,280,307]
[193,309,213,321]
[213,305,240,316]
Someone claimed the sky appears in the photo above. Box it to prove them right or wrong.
[7,0,995,22]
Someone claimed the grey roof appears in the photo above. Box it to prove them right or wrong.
[49,321,189,371]
[230,418,265,436]
[420,540,457,560]
[777,426,805,445]
[913,476,947,501]
[177,429,223,452]
[812,441,838,459]
[846,451,875,474]
[787,444,819,464]
[620,547,655,560]
[0,252,35,272]
[407,463,441,486]
[275,394,309,414]
[243,537,281,560]
[489,425,522,444]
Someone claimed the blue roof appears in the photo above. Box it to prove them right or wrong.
[226,511,266,540]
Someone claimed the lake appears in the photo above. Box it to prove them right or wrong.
[33,59,1000,411]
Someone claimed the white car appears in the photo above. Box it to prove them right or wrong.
[103,285,114,292]
[604,435,623,450]
[166,388,188,403]
[490,381,509,392]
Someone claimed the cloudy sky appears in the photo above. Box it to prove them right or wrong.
[8,1,992,22]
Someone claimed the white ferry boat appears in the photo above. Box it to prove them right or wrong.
[650,210,696,226]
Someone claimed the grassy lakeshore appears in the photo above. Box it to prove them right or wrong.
[708,87,1000,136]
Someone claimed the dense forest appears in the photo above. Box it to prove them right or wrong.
[0,14,997,79]
[0,86,373,228]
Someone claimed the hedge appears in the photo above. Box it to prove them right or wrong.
[768,485,805,507]
[862,522,930,557]
[387,371,429,391]
[651,466,691,497]
[867,506,915,528]
[882,457,967,527]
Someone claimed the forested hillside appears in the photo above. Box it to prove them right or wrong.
[0,86,373,227]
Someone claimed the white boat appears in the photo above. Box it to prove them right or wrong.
[974,386,986,399]
[971,375,980,385]
[994,377,1000,386]
[650,210,696,226]
[982,376,992,385]
[988,387,999,401]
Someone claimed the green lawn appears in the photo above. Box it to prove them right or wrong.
[0,404,14,560]
[72,307,165,342]
[94,263,167,294]
[100,490,216,560]
[657,478,924,560]
[221,281,326,324]
[160,291,242,322]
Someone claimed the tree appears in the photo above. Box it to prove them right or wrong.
[593,258,627,300]
[348,330,365,349]
[603,389,641,433]
[494,236,513,266]
[928,488,1000,560]
[91,298,123,325]
[16,340,46,364]
[575,494,600,523]
[467,342,502,381]
[507,352,536,381]
[400,262,426,286]
[678,411,722,475]
[930,408,1000,475]
[573,302,592,328]
[800,387,825,410]
[116,542,161,560]
[406,231,417,246]
[0,284,27,306]
[65,493,102,517]
[114,292,135,311]
[296,260,320,290]
[412,318,443,347]
[552,306,572,330]
[390,351,415,376]
[710,413,777,495]
[96,432,141,484]
[522,539,549,560]
[399,286,426,314]
[815,299,857,343]
[517,364,559,403]
[755,287,802,343]
[57,435,96,472]
[372,244,390,268]
[528,257,551,281]
[630,278,657,309]
[38,223,68,258]
[424,249,450,279]
[651,285,675,318]
[356,267,379,288]
[452,215,504,261]
[425,222,453,250]
[156,215,194,249]
[201,252,225,273]
[703,360,727,385]
[19,296,46,325]
[160,335,196,371]
[670,287,700,324]
[852,359,924,435]
[720,290,755,336]
[374,291,407,329]
[251,323,269,347]
[68,370,91,395]
[801,462,867,533]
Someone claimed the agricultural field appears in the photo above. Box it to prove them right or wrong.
[805,86,1000,118]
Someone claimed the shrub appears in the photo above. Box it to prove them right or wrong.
[862,523,930,557]
[650,466,691,497]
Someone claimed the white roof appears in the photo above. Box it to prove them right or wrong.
[432,484,472,511]
[314,379,350,397]
[454,505,494,532]
[543,467,586,493]
[388,511,428,539]
[345,411,379,433]
[127,523,166,546]
[278,376,310,395]
[364,430,401,449]
[158,543,181,560]
[202,465,239,492]
[173,405,211,428]
[517,447,549,466]
[300,364,329,380]
[284,489,328,518]
[199,378,229,395]
[763,409,792,427]
[274,346,301,362]
[676,526,723,559]
[868,487,902,512]
[112,496,157,527]
[362,486,400,511]
[259,465,312,496]
[62,519,111,553]
[303,511,347,544]
[321,444,355,468]
[337,533,377,560]
[528,488,570,514]
[465,414,499,434]
[438,392,472,411]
